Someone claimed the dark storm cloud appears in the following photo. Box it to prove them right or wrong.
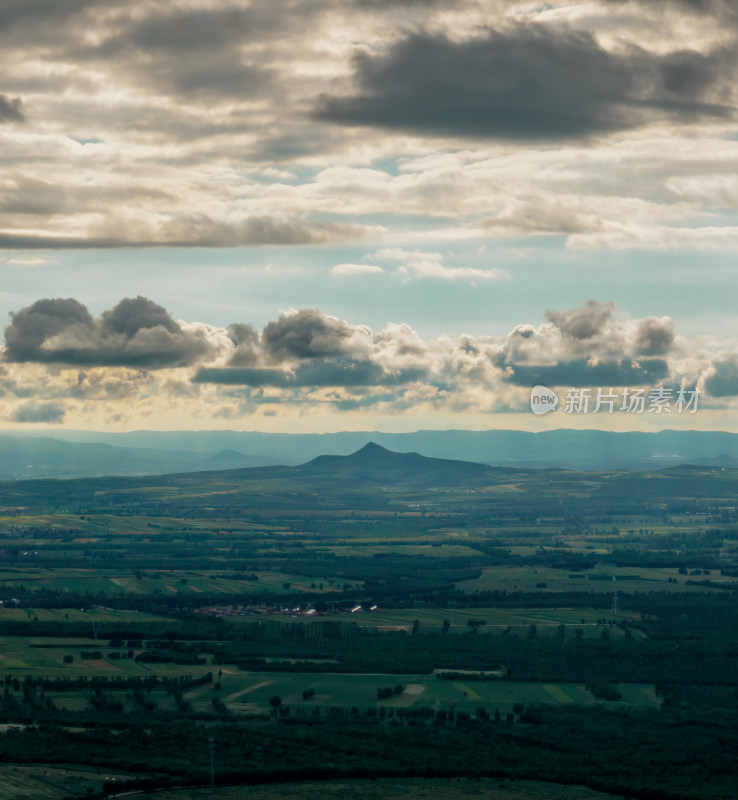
[4,298,94,362]
[704,355,738,396]
[0,95,24,123]
[633,316,676,355]
[4,296,215,368]
[11,400,65,424]
[261,309,366,363]
[315,27,734,140]
[501,358,670,387]
[0,0,101,31]
[546,300,616,341]
[194,358,426,387]
[87,5,302,101]
[123,8,268,51]
[227,323,260,367]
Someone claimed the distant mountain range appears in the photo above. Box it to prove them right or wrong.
[1,427,738,479]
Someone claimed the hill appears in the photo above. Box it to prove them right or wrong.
[294,442,491,486]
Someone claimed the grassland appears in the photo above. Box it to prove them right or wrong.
[0,453,734,799]
[19,669,658,717]
[149,778,622,800]
[0,568,361,595]
[456,564,735,593]
[197,670,660,716]
[245,607,641,637]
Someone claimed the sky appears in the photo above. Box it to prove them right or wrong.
[1,0,738,433]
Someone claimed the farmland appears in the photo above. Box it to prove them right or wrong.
[0,446,734,798]
[150,778,623,800]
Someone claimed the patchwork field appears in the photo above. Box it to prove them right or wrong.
[185,670,660,716]
[248,607,641,638]
[150,778,622,800]
[456,564,735,594]
[0,568,361,595]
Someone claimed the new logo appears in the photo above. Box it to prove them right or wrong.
[530,385,559,415]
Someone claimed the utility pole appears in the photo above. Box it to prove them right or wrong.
[209,737,214,787]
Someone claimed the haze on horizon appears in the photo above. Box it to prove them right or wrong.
[1,0,738,434]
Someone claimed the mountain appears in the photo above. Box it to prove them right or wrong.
[198,449,276,470]
[4,428,738,478]
[2,441,736,516]
[0,442,503,510]
[0,435,282,480]
[293,442,491,486]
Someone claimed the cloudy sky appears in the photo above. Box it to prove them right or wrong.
[1,0,737,432]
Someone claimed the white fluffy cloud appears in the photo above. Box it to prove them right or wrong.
[1,296,736,429]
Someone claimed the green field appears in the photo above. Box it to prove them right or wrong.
[247,607,641,638]
[149,778,621,800]
[0,607,170,623]
[456,565,734,594]
[0,568,361,595]
[186,670,660,716]
[26,670,658,717]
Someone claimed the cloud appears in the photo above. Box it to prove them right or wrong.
[261,309,372,363]
[372,248,508,282]
[0,217,375,249]
[500,357,670,388]
[703,355,738,396]
[194,358,426,387]
[3,296,219,368]
[0,0,733,258]
[0,95,24,123]
[11,400,65,423]
[491,299,681,388]
[546,300,617,341]
[633,316,677,355]
[0,297,736,428]
[332,263,385,276]
[5,257,52,266]
[315,27,734,140]
[601,0,730,14]
[94,7,276,100]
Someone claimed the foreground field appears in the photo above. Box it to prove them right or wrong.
[251,606,641,637]
[456,564,736,594]
[0,568,361,596]
[202,670,660,716]
[150,778,621,800]
[0,764,141,800]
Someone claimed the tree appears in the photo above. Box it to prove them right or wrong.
[268,695,282,718]
[411,619,420,637]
